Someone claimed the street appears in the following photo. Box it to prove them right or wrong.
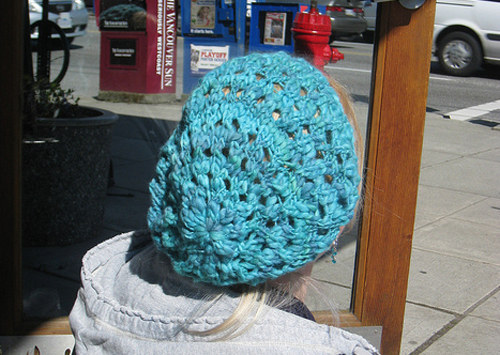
[63,12,500,127]
[324,41,500,126]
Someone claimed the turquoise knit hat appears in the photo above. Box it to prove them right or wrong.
[148,52,360,286]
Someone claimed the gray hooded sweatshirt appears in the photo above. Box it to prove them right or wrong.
[69,231,380,355]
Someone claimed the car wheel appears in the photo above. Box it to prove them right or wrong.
[437,31,482,76]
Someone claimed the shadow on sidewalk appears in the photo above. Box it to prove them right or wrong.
[23,114,179,318]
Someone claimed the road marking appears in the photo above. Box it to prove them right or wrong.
[429,76,453,81]
[340,51,373,57]
[444,99,500,121]
[327,67,372,73]
[326,66,452,81]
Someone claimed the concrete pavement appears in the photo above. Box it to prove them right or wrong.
[19,92,500,355]
[310,103,500,354]
[77,94,500,354]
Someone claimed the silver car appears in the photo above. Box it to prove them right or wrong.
[318,0,367,40]
[29,0,89,43]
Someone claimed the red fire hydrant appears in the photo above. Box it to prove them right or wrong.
[291,1,344,71]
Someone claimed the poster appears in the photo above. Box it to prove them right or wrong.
[190,45,229,74]
[263,12,286,46]
[190,0,216,30]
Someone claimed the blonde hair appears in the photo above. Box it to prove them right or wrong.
[186,277,339,341]
[186,286,266,341]
[326,76,364,165]
[184,74,362,340]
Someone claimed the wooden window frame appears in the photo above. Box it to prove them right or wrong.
[1,1,435,354]
[315,4,436,355]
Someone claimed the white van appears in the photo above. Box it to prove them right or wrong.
[434,0,500,76]
[363,0,500,76]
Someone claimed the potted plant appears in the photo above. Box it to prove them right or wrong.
[22,81,118,246]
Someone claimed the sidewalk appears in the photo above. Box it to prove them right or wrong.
[22,95,500,354]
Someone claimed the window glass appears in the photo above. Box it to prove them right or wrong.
[23,1,373,318]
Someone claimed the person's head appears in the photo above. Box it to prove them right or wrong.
[148,52,361,293]
[198,6,210,19]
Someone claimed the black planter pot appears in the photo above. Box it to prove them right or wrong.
[22,107,118,246]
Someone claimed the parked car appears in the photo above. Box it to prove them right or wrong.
[29,0,89,43]
[434,0,500,76]
[362,0,376,42]
[362,0,500,76]
[317,0,367,41]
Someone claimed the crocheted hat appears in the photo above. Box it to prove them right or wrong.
[148,52,360,286]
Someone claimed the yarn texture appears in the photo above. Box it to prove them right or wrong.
[148,52,360,286]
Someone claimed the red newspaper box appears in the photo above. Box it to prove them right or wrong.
[96,0,177,101]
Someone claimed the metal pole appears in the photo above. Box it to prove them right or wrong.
[37,0,51,84]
